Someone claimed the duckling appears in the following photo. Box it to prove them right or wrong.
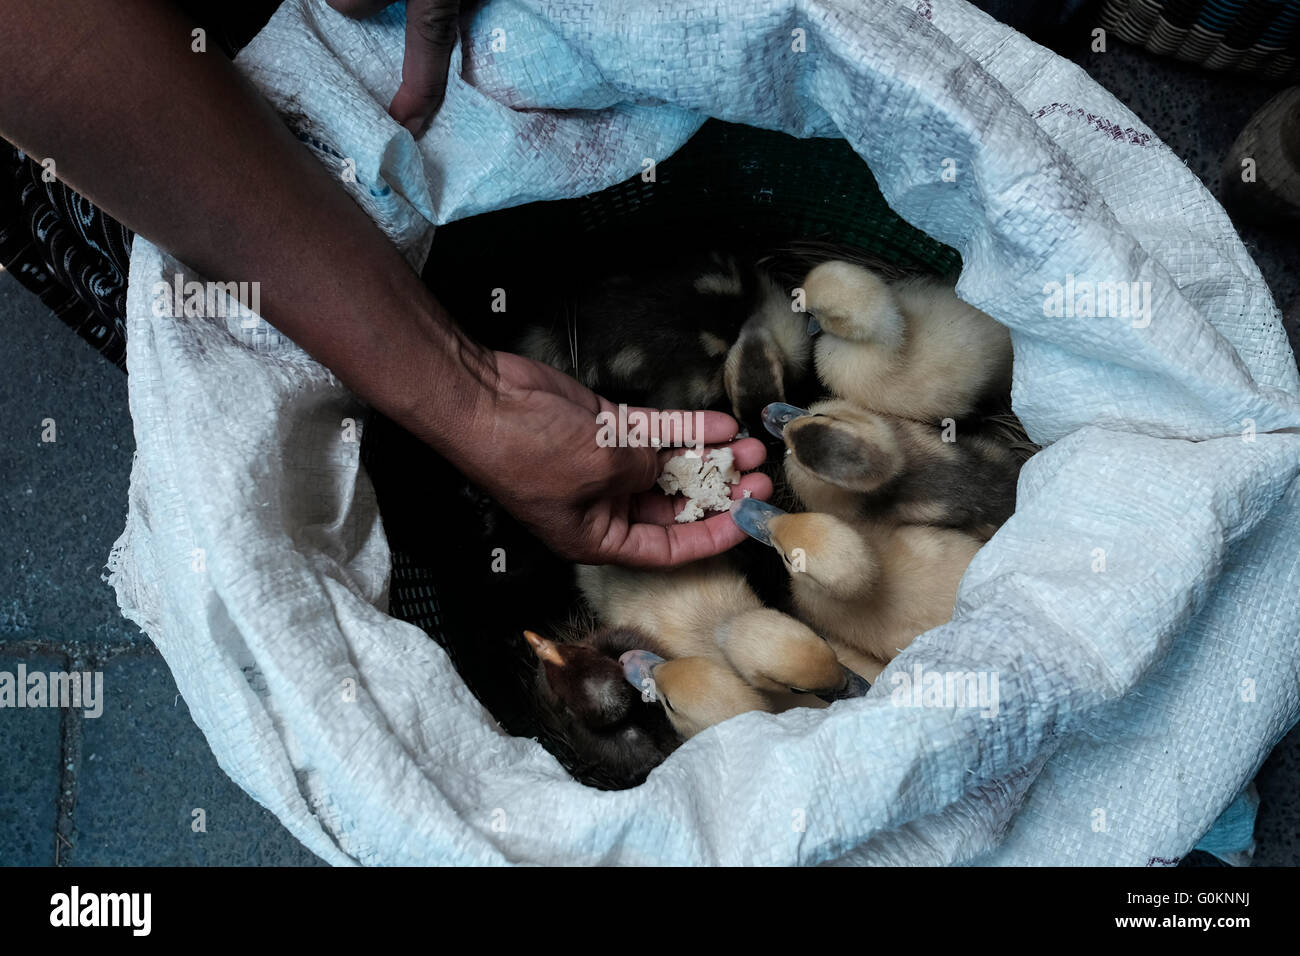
[732,500,982,679]
[722,274,815,436]
[523,626,681,789]
[526,572,871,780]
[525,556,871,783]
[515,249,756,412]
[803,261,1012,422]
[722,241,917,439]
[763,399,1023,540]
[619,650,773,740]
[576,559,866,708]
[507,246,824,438]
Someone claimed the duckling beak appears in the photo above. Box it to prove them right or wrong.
[730,497,787,547]
[815,666,872,703]
[806,314,822,336]
[761,402,811,439]
[620,650,665,701]
[523,630,566,667]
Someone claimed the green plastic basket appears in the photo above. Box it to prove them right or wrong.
[425,120,959,291]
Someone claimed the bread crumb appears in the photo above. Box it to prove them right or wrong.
[657,448,740,523]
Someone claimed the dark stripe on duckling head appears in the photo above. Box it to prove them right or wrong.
[727,334,786,436]
[787,420,887,491]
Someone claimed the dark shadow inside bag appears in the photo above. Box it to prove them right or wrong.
[360,119,960,786]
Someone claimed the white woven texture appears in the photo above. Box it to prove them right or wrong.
[109,0,1300,865]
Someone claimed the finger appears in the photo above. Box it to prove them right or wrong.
[327,0,401,18]
[728,436,768,472]
[390,0,461,135]
[620,406,740,448]
[695,410,742,445]
[616,510,750,568]
[654,436,768,473]
[731,469,774,503]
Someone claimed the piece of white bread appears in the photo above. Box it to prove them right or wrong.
[657,447,740,522]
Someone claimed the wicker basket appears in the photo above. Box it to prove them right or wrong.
[1100,0,1300,81]
[361,119,959,785]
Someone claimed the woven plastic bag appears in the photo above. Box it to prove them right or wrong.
[108,0,1300,865]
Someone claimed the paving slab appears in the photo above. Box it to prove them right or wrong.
[73,654,324,866]
[0,651,66,865]
[0,273,143,649]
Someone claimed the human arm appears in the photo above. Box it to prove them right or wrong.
[0,0,769,565]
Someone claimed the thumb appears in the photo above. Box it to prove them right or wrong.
[390,0,461,136]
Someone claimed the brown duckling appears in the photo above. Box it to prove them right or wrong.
[763,399,1023,541]
[511,246,826,440]
[722,274,815,436]
[515,249,758,413]
[803,261,1012,423]
[732,499,983,680]
[524,626,681,790]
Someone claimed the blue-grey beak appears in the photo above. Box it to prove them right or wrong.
[620,650,665,701]
[815,666,872,702]
[730,497,788,547]
[761,402,811,440]
[807,314,822,336]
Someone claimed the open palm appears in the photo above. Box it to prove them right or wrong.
[457,351,772,567]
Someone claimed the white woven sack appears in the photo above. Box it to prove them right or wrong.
[108,0,1300,865]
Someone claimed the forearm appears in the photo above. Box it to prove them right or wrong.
[0,0,490,457]
[0,0,767,568]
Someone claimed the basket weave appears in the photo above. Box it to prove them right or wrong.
[1100,0,1300,81]
[362,120,959,783]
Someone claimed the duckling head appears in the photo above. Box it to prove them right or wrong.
[526,629,638,730]
[765,399,906,504]
[802,260,905,352]
[715,608,869,702]
[621,651,770,739]
[723,275,813,437]
[525,628,680,788]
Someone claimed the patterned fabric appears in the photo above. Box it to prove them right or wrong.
[1100,0,1300,80]
[0,1,281,373]
[0,143,134,369]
